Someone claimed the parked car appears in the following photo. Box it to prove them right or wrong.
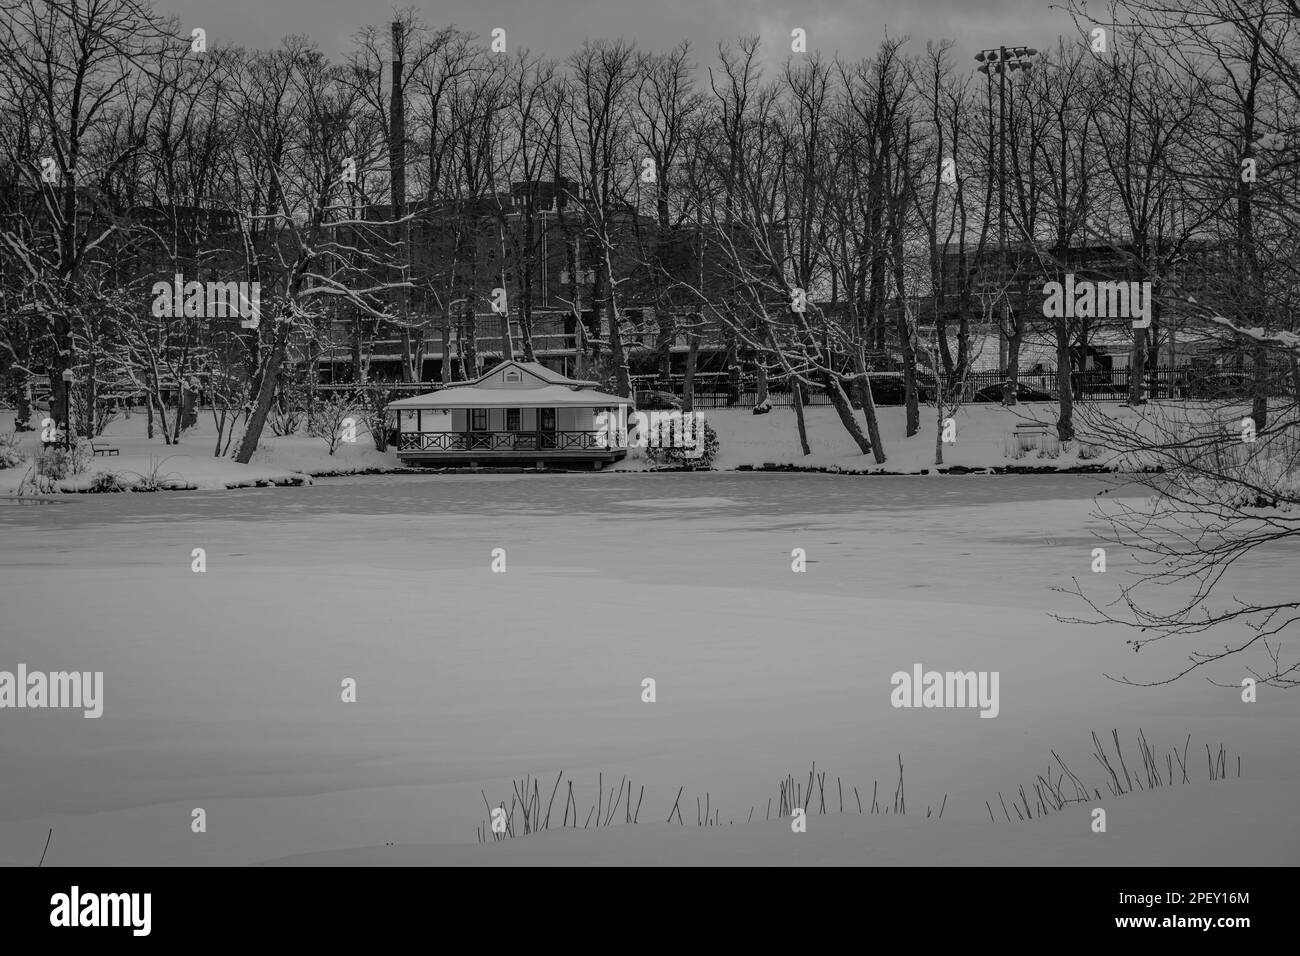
[633,389,682,410]
[861,372,936,406]
[971,382,1054,403]
[1187,370,1286,401]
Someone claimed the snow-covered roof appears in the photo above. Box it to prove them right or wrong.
[481,360,600,387]
[390,384,629,409]
[388,359,629,409]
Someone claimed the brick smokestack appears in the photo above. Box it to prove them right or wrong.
[390,21,411,379]
[389,20,405,219]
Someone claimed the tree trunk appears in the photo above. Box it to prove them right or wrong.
[682,329,699,413]
[463,304,479,379]
[1251,343,1268,433]
[400,328,413,382]
[857,373,886,464]
[792,373,810,456]
[895,308,920,437]
[1129,325,1148,406]
[1001,307,1021,407]
[15,370,32,431]
[1055,322,1074,442]
[519,281,536,363]
[655,311,674,386]
[600,248,631,397]
[233,325,290,463]
[441,326,452,384]
[499,311,515,362]
[934,400,944,466]
[351,316,363,383]
[823,371,875,458]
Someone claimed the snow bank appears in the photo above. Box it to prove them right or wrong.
[616,402,1127,474]
[0,398,1263,493]
[257,779,1295,867]
[0,415,398,494]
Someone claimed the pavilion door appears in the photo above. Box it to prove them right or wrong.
[539,407,557,448]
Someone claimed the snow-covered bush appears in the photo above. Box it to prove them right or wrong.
[644,417,719,469]
[0,432,24,469]
[359,385,396,452]
[268,402,306,437]
[129,456,180,492]
[88,471,130,493]
[38,439,91,478]
[308,392,359,455]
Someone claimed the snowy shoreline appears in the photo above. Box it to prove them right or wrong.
[0,460,1146,496]
[0,401,1186,494]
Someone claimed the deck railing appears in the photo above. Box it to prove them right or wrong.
[398,430,614,452]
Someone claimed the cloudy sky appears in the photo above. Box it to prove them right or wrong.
[159,0,1096,63]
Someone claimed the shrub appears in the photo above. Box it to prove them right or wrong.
[16,464,56,496]
[644,415,719,469]
[37,439,91,479]
[360,385,397,452]
[0,432,24,469]
[268,402,306,437]
[129,456,181,492]
[308,392,359,455]
[88,471,130,493]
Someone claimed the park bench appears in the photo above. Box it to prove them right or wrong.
[1013,423,1053,440]
[1011,423,1055,455]
[91,441,120,457]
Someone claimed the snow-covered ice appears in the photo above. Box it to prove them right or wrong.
[0,472,1296,865]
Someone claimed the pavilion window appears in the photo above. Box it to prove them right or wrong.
[471,408,488,431]
[505,408,521,432]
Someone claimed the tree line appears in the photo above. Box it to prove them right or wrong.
[1,0,1298,464]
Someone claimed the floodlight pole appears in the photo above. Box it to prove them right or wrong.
[976,45,1038,402]
[61,368,73,452]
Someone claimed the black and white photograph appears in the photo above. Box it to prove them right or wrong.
[0,0,1295,934]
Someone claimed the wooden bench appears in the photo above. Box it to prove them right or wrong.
[1012,424,1054,452]
[91,441,119,457]
[1013,424,1052,439]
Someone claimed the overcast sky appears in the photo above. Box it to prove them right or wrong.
[158,0,1095,64]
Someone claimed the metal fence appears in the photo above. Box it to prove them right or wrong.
[639,365,1294,408]
[309,364,1293,409]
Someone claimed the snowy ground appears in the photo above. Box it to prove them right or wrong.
[0,398,1201,496]
[1,472,1296,866]
[0,407,394,493]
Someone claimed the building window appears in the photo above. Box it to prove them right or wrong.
[504,369,521,384]
[471,409,488,431]
[506,408,521,431]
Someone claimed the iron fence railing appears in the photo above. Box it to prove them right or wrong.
[397,430,609,452]
[633,365,1295,407]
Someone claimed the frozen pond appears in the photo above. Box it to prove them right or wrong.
[1,472,1295,864]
